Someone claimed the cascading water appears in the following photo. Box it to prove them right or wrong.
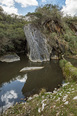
[24,24,51,62]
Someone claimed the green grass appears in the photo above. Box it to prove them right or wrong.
[3,82,77,116]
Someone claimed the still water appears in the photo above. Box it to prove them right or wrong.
[0,55,64,113]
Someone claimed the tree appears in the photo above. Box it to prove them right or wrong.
[0,6,3,12]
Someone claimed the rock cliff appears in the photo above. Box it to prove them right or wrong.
[24,24,51,62]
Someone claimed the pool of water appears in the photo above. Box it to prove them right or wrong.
[0,55,64,113]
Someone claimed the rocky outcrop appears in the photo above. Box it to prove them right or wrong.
[24,24,51,62]
[0,53,20,62]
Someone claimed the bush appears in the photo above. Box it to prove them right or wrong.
[60,59,77,81]
[59,59,68,68]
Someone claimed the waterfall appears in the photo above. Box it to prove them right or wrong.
[24,24,51,62]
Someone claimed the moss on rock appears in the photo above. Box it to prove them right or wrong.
[60,59,77,81]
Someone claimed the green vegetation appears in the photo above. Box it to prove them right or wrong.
[3,82,77,116]
[0,4,77,56]
[27,4,77,56]
[60,59,77,81]
[0,10,26,40]
[0,7,28,54]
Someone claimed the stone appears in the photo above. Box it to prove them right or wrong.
[20,67,44,72]
[24,24,51,62]
[0,53,20,63]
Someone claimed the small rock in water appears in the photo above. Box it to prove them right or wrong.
[20,67,44,72]
[0,53,20,63]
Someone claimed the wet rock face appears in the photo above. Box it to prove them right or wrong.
[24,24,51,62]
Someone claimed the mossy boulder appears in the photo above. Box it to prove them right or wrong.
[59,59,77,81]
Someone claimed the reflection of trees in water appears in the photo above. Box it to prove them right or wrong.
[22,61,63,98]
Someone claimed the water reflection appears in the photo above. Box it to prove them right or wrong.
[16,74,27,83]
[0,90,17,112]
[0,74,27,113]
[0,56,64,113]
[22,61,63,97]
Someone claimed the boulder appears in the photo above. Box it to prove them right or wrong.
[24,24,51,62]
[20,67,44,72]
[0,53,20,63]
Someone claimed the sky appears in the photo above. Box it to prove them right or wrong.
[0,0,77,16]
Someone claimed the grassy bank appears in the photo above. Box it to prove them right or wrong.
[3,82,77,116]
[59,59,77,81]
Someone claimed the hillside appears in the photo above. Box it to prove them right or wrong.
[0,5,77,59]
[27,4,77,59]
[0,6,27,55]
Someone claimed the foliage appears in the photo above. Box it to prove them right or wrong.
[29,4,77,55]
[0,7,27,54]
[32,4,63,26]
[59,59,68,68]
[0,6,27,41]
[60,59,77,81]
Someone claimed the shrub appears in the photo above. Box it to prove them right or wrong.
[59,59,68,68]
[60,59,77,81]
